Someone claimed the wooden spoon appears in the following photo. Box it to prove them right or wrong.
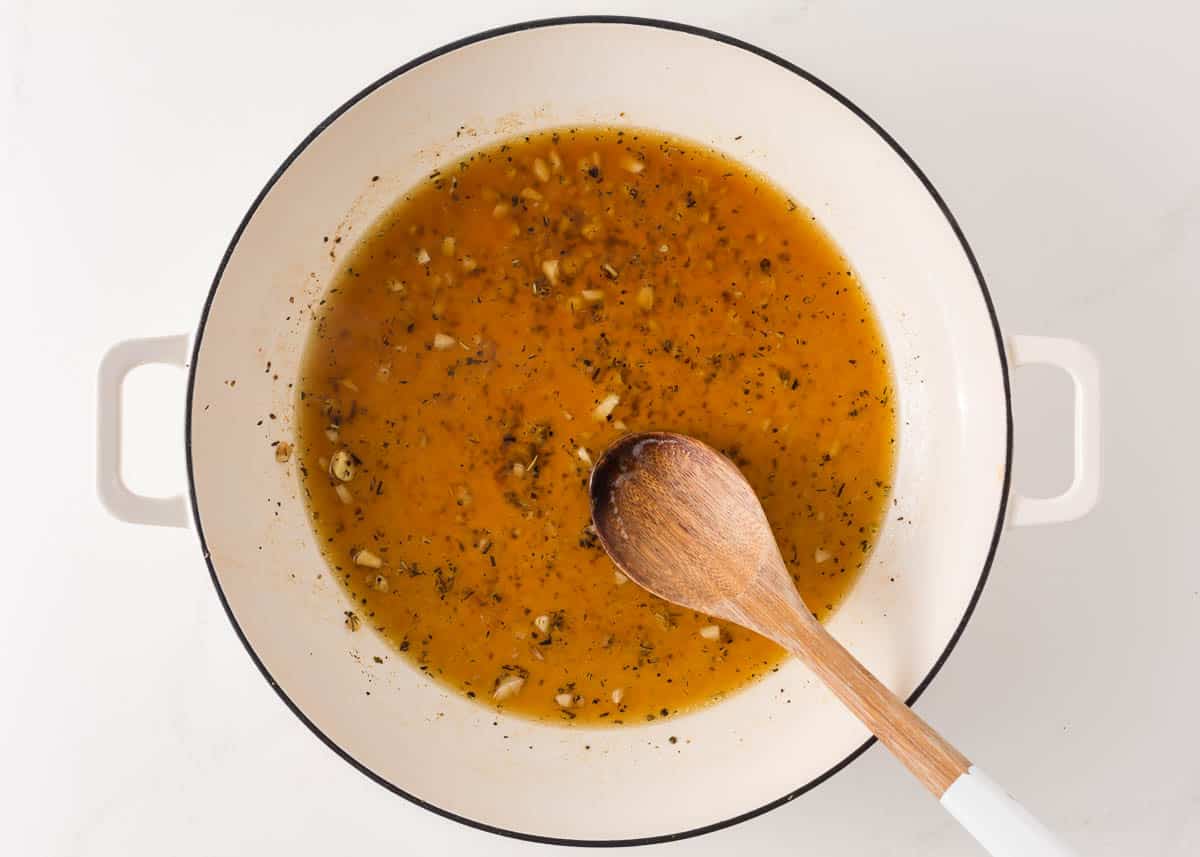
[589,431,1074,857]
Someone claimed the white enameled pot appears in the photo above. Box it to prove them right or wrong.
[97,18,1100,846]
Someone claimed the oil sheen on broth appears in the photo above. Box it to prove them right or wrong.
[296,127,895,725]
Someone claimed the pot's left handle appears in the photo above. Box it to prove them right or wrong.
[97,335,191,528]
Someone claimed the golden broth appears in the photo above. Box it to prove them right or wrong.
[295,127,895,725]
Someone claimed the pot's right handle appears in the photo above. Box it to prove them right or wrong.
[1008,335,1100,527]
[97,335,191,528]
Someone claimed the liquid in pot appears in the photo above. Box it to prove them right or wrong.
[296,127,896,724]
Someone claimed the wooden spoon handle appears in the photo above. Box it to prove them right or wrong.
[741,578,1077,855]
[777,607,970,795]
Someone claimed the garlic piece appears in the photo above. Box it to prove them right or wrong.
[353,548,383,569]
[592,393,620,421]
[581,289,605,303]
[432,333,457,351]
[613,570,628,585]
[415,247,431,265]
[814,547,832,564]
[334,484,353,505]
[388,279,407,295]
[541,258,559,285]
[699,624,721,641]
[493,675,525,701]
[611,687,625,704]
[555,693,574,708]
[533,614,551,634]
[533,157,551,183]
[329,448,356,481]
[636,285,654,311]
[576,447,592,465]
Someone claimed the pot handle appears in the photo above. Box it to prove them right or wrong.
[97,335,191,528]
[1007,335,1100,527]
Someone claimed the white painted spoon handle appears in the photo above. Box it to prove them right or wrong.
[941,767,1076,856]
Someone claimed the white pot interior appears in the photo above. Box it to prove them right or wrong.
[188,21,1008,842]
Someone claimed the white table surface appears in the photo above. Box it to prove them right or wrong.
[3,1,1198,854]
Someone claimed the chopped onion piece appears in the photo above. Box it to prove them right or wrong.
[814,547,832,564]
[699,624,721,641]
[555,693,574,708]
[432,333,457,350]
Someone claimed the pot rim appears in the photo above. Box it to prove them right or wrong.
[184,14,1013,847]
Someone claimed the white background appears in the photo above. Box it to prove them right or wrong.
[2,1,1198,854]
